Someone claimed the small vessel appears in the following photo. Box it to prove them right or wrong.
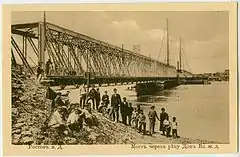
[135,81,164,96]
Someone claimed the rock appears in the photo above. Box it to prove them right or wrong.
[89,132,98,141]
[29,127,41,135]
[12,138,20,144]
[15,122,25,128]
[12,134,21,140]
[21,136,34,145]
[21,130,32,137]
[16,118,25,123]
[64,137,77,144]
[12,129,21,134]
[12,108,18,115]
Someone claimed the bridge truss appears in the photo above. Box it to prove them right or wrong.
[11,21,191,87]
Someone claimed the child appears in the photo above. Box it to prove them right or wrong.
[163,116,171,137]
[171,117,179,138]
[138,110,146,135]
[131,108,137,127]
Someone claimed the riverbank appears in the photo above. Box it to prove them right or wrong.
[11,70,221,144]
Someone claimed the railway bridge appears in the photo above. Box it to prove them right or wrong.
[11,20,193,89]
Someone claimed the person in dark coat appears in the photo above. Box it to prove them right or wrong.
[126,103,133,126]
[79,86,86,109]
[36,64,44,81]
[51,92,62,109]
[87,85,97,110]
[160,107,169,135]
[102,90,110,113]
[120,97,128,125]
[111,88,121,122]
[102,91,109,106]
[96,88,101,110]
[45,59,52,75]
[148,106,160,135]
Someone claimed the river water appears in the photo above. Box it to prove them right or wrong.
[56,81,229,143]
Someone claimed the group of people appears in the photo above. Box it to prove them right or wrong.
[46,91,98,136]
[79,86,180,138]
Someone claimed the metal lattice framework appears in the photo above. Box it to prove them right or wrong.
[11,21,192,86]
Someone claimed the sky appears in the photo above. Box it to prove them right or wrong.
[11,11,229,73]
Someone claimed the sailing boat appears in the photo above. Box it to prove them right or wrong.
[135,18,179,96]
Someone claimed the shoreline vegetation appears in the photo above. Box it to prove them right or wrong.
[11,69,225,145]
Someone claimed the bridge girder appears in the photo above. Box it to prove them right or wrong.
[11,21,192,78]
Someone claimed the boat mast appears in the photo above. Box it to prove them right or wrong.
[179,36,182,72]
[166,18,170,66]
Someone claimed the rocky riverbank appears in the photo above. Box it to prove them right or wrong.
[11,68,219,145]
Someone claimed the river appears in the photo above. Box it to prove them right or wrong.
[56,81,229,143]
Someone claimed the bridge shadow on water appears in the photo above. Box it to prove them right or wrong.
[135,88,176,104]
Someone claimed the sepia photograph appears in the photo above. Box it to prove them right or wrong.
[2,3,238,155]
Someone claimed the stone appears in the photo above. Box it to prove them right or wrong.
[64,137,77,144]
[21,130,32,137]
[12,134,21,140]
[14,122,25,128]
[12,129,21,134]
[21,136,34,145]
[29,127,41,135]
[16,118,25,123]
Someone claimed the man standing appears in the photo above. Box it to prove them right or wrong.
[127,103,133,126]
[36,64,44,81]
[120,97,128,125]
[160,107,169,136]
[88,85,97,110]
[45,59,52,75]
[148,106,160,135]
[79,86,86,109]
[96,88,101,110]
[111,88,121,122]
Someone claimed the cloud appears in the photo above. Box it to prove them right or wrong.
[145,29,165,41]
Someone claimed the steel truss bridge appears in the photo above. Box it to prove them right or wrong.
[11,21,193,88]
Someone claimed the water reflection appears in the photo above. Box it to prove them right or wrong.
[136,89,173,103]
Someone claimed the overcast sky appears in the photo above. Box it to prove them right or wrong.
[12,11,229,73]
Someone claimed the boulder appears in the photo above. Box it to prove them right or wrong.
[12,129,21,134]
[21,136,34,145]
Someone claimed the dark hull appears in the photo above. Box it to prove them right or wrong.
[182,79,211,85]
[135,80,179,96]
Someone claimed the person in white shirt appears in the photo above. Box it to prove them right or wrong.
[171,117,179,138]
[131,108,137,127]
[67,106,81,132]
[48,106,65,128]
[48,106,67,135]
[163,117,171,137]
[80,103,98,127]
[79,85,87,109]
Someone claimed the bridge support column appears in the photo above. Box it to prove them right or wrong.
[38,22,45,67]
